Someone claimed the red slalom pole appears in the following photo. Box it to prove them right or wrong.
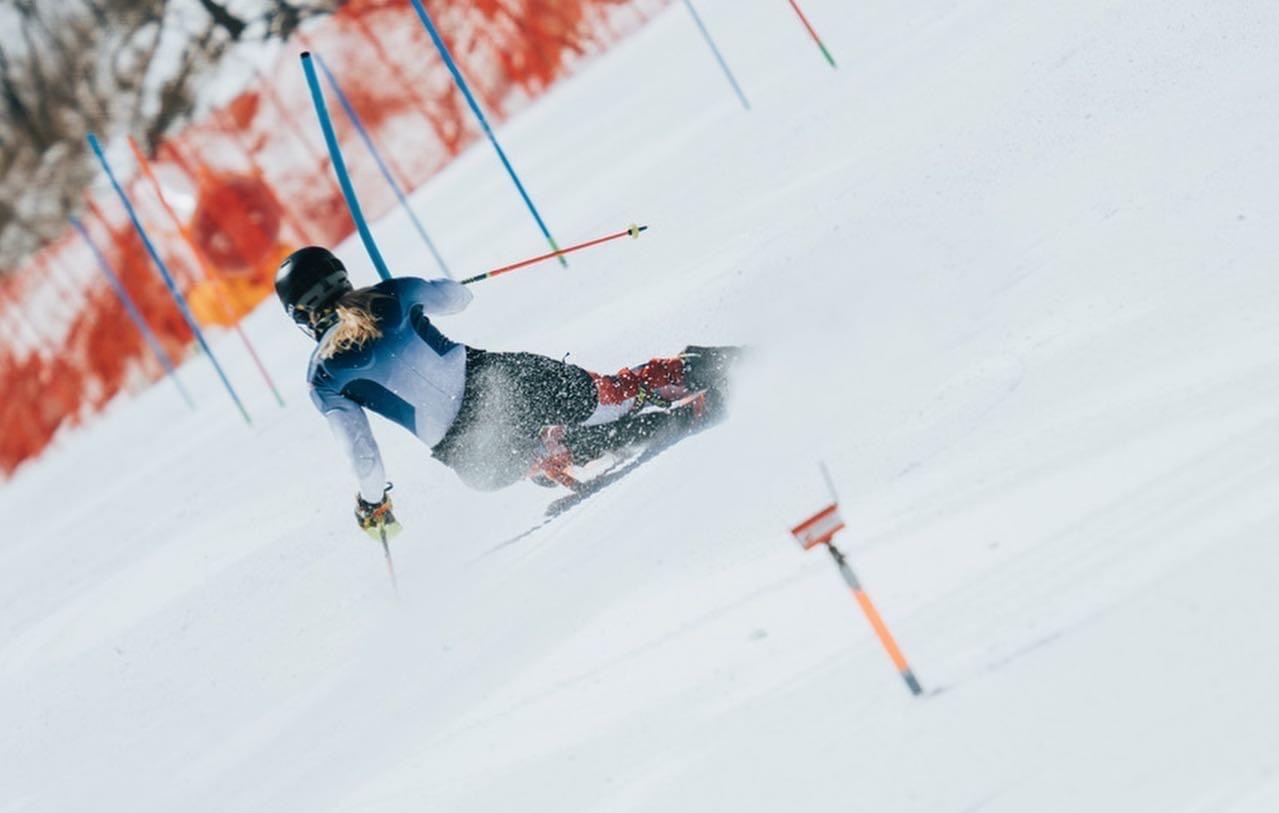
[460,224,647,286]
[786,0,837,68]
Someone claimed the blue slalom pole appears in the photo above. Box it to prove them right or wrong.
[70,216,195,410]
[87,133,253,426]
[681,0,751,111]
[312,53,453,280]
[406,0,566,266]
[300,52,393,282]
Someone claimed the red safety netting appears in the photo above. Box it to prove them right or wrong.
[0,0,670,478]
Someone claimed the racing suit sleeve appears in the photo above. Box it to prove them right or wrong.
[310,383,387,503]
[400,277,473,315]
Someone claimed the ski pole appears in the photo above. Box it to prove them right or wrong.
[460,224,647,286]
[379,526,399,594]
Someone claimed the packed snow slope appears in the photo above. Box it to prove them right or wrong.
[4,1,1279,810]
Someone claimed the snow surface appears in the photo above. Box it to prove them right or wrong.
[4,1,1279,810]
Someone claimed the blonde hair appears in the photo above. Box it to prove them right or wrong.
[317,289,388,359]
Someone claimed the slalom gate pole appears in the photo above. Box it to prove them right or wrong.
[790,464,925,697]
[825,542,923,696]
[311,53,453,279]
[786,0,837,68]
[70,216,196,409]
[405,0,567,266]
[680,0,751,111]
[459,224,647,286]
[126,137,286,406]
[299,52,393,282]
[88,133,253,426]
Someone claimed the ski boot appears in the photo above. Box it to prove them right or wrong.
[679,345,744,395]
[527,425,583,490]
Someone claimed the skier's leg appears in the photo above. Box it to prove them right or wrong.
[561,346,743,463]
[434,350,599,489]
[582,356,688,426]
[468,350,689,432]
[677,345,743,394]
[580,345,744,425]
[435,347,742,488]
[487,352,599,430]
[431,352,520,490]
[474,347,739,432]
[458,351,692,485]
[561,411,680,463]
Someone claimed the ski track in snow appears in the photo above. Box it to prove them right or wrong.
[4,1,1279,811]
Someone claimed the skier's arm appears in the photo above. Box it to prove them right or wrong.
[401,277,473,315]
[310,385,387,503]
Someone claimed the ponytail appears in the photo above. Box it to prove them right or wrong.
[317,288,388,359]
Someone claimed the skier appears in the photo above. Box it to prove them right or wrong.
[274,246,738,539]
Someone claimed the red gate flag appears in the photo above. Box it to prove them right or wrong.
[791,503,845,550]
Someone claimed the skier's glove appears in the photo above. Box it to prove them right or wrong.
[355,484,402,542]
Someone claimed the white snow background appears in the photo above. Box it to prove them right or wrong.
[3,1,1279,810]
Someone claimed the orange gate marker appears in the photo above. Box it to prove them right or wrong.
[790,464,925,696]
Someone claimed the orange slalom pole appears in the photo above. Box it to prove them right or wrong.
[826,541,923,696]
[460,224,647,286]
[127,137,286,407]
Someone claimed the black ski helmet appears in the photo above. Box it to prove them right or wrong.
[275,246,354,338]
